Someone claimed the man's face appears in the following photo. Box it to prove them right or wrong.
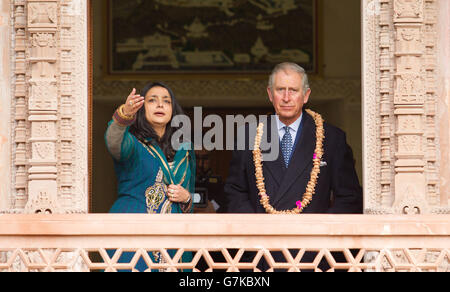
[267,69,311,126]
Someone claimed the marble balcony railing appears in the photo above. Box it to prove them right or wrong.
[0,214,448,272]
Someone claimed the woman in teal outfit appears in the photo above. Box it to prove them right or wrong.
[105,82,195,272]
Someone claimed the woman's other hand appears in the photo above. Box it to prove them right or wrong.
[167,184,191,204]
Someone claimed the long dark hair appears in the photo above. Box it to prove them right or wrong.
[129,82,184,162]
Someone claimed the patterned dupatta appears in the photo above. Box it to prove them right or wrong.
[140,139,196,214]
[149,142,194,192]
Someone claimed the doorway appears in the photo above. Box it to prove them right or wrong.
[89,0,363,213]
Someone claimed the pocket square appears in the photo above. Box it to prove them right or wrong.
[320,161,327,167]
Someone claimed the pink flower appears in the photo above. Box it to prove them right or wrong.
[296,201,302,209]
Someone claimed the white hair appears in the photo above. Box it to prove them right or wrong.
[268,62,310,94]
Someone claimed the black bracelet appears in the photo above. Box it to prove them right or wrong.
[183,195,191,204]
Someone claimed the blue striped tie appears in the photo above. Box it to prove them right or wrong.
[281,126,293,167]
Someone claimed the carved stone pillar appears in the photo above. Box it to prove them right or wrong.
[24,0,60,214]
[12,0,28,211]
[4,0,88,214]
[363,0,395,213]
[363,0,447,214]
[392,0,428,214]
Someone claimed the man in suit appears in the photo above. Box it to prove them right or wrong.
[224,62,363,271]
[225,62,362,215]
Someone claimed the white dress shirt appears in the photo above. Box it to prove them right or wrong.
[275,113,303,144]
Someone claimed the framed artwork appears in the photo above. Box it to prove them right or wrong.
[107,0,317,76]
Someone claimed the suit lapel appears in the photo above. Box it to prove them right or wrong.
[271,112,316,206]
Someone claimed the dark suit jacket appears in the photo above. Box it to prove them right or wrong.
[224,111,363,214]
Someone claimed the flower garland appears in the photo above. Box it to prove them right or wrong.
[253,109,325,214]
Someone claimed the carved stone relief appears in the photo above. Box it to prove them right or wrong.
[363,0,446,214]
[10,0,28,213]
[393,0,428,212]
[6,0,88,214]
[25,0,60,214]
[394,0,424,19]
[28,2,57,27]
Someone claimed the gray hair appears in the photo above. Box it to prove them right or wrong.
[268,62,310,94]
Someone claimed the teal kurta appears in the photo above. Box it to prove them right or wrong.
[105,120,195,214]
[105,119,195,271]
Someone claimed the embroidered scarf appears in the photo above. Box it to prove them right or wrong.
[141,139,195,194]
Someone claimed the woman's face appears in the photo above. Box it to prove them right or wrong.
[144,86,173,130]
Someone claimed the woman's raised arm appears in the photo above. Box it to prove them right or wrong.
[104,88,144,161]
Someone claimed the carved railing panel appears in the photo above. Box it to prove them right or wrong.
[1,247,449,272]
[0,214,448,272]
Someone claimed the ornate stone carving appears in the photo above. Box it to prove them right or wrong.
[393,0,427,212]
[394,73,425,104]
[394,183,429,214]
[25,0,60,214]
[363,0,395,213]
[394,0,424,20]
[363,0,446,214]
[59,0,88,213]
[25,190,59,214]
[10,0,29,213]
[28,2,57,26]
[93,77,362,107]
[4,0,88,214]
[29,80,58,110]
[396,26,422,54]
[398,115,421,132]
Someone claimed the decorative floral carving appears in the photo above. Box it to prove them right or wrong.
[31,33,56,48]
[25,191,58,214]
[28,3,57,25]
[394,0,424,19]
[396,26,422,54]
[394,185,429,214]
[398,135,421,153]
[34,142,54,160]
[29,80,57,109]
[33,122,53,138]
[394,74,425,104]
[398,115,421,132]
